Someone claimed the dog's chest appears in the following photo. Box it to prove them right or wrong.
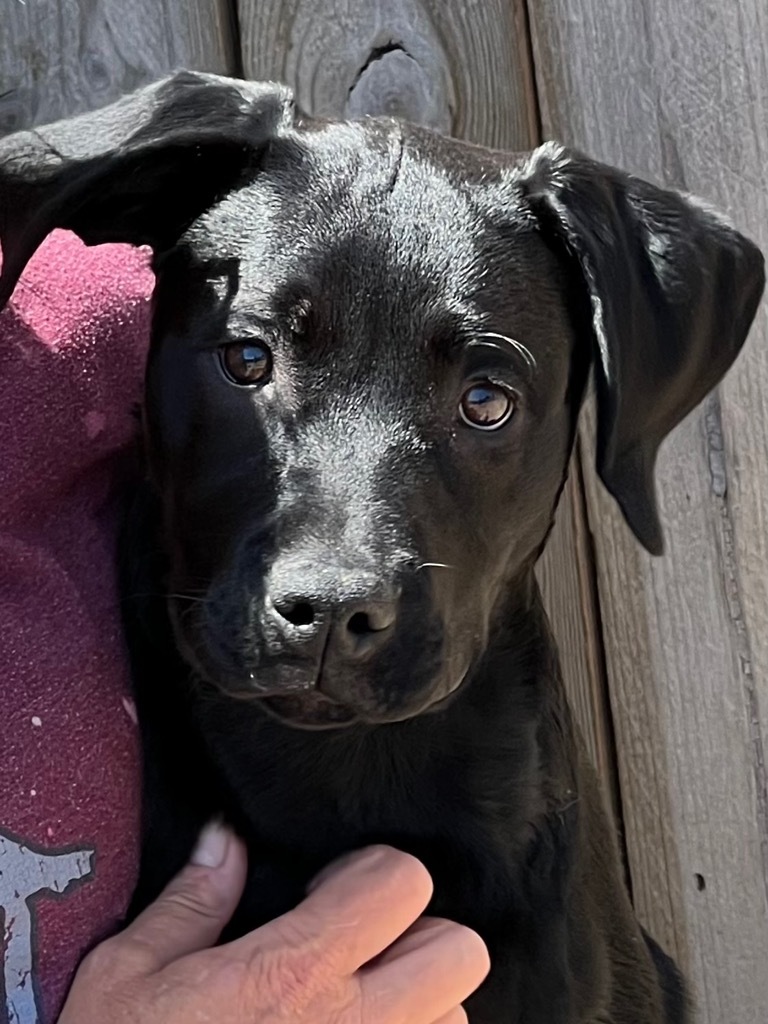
[196,690,581,1023]
[210,721,528,935]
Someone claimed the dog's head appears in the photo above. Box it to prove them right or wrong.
[1,72,763,729]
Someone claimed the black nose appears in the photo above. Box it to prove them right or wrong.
[268,585,398,660]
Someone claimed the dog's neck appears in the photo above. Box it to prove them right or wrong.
[197,571,580,861]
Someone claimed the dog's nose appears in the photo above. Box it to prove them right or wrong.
[267,582,399,660]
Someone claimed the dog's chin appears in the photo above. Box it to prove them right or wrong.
[259,692,360,730]
[257,693,433,731]
[259,674,470,732]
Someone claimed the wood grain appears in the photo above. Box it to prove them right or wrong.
[237,0,538,145]
[0,0,235,135]
[529,0,768,1018]
[538,446,620,810]
[235,0,615,783]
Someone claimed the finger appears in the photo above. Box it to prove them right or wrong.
[118,822,247,971]
[431,1008,469,1024]
[229,845,433,974]
[361,917,490,1023]
[367,915,452,966]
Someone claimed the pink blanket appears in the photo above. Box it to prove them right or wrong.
[0,230,154,1024]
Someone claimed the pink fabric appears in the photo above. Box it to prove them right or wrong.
[0,230,154,1023]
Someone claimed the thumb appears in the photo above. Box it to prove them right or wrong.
[119,821,247,971]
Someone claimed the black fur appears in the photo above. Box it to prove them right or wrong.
[1,71,764,1023]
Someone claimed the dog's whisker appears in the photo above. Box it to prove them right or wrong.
[415,562,456,571]
[167,574,215,589]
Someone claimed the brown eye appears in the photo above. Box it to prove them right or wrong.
[459,381,515,430]
[220,341,272,386]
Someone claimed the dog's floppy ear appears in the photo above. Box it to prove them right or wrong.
[521,142,765,554]
[0,70,295,310]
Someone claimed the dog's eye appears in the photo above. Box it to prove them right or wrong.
[220,342,272,386]
[459,381,515,430]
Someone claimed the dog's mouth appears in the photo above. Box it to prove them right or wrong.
[169,594,470,730]
[261,691,359,730]
[170,610,360,729]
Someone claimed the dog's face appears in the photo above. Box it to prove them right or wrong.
[146,122,583,727]
[0,72,763,729]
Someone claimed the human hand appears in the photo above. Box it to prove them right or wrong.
[58,826,490,1023]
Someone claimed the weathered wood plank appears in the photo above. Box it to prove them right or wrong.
[237,0,538,145]
[529,1,768,1018]
[538,446,619,804]
[0,0,236,135]
[236,0,614,784]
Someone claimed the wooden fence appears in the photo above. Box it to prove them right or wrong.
[3,1,767,1019]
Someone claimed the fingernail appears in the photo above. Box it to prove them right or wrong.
[190,820,231,868]
[307,845,387,894]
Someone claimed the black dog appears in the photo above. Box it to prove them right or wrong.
[0,72,764,1023]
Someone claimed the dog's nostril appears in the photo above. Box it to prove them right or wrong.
[277,600,316,627]
[347,607,396,635]
[348,611,373,635]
